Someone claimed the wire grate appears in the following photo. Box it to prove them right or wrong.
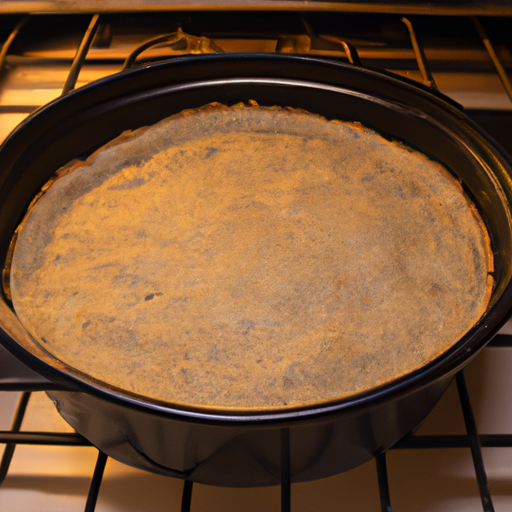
[1,365,511,511]
[0,8,511,512]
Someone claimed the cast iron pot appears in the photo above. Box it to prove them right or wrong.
[0,54,512,487]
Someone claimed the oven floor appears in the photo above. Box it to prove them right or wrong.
[1,346,512,511]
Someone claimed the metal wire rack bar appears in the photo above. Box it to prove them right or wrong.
[84,450,108,512]
[0,431,91,445]
[62,14,102,95]
[376,453,393,512]
[181,480,194,512]
[456,370,495,512]
[0,16,27,78]
[0,391,29,485]
[401,17,437,90]
[472,16,512,105]
[281,427,291,512]
[394,433,512,449]
[0,105,38,114]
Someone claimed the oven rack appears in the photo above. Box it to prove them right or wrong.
[0,9,512,512]
[1,10,512,110]
[1,342,512,512]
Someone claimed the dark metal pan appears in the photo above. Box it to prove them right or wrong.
[0,54,511,487]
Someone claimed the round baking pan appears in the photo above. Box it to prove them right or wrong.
[0,54,511,486]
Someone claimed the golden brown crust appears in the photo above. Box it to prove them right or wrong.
[8,102,493,411]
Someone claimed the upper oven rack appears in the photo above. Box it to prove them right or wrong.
[0,12,511,106]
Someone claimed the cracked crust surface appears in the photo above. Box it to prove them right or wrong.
[9,103,493,410]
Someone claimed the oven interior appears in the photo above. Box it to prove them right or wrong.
[0,4,512,512]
